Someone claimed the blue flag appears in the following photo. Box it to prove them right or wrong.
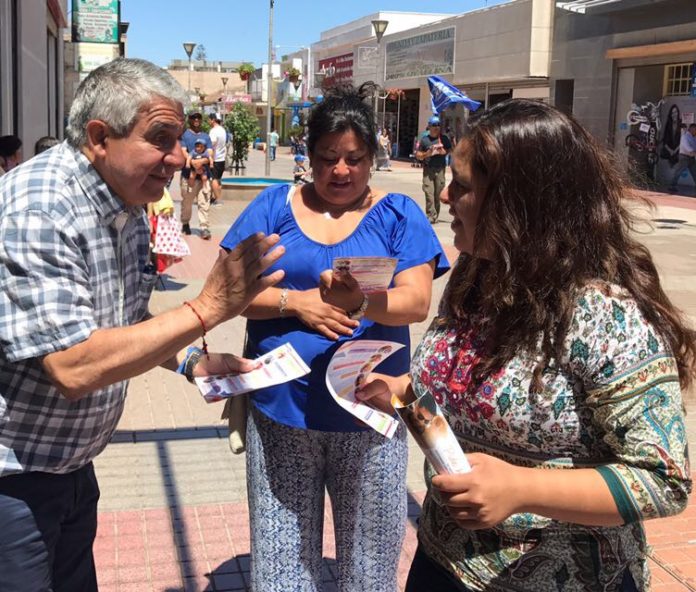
[427,75,481,114]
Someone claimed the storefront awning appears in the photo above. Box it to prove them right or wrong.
[606,39,696,60]
[557,0,671,14]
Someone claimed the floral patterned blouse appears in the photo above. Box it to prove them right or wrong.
[411,284,691,591]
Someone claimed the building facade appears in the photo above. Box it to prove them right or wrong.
[0,0,68,151]
[309,2,553,158]
[552,0,696,187]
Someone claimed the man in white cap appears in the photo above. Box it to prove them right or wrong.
[416,115,452,224]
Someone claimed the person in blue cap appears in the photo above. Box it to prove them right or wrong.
[292,153,309,184]
[416,115,452,224]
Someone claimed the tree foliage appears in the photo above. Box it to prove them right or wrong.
[194,44,207,61]
[224,102,259,169]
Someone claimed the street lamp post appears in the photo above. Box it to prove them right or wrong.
[265,1,274,176]
[221,76,228,114]
[183,41,197,95]
[371,20,389,125]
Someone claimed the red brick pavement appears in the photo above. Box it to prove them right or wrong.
[95,493,424,592]
[94,485,696,591]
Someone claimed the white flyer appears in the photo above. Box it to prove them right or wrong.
[325,340,403,438]
[332,256,397,294]
[195,343,310,403]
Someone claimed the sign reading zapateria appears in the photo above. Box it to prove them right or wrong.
[385,28,455,81]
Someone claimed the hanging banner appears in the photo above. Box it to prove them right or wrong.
[72,0,120,44]
[385,28,455,81]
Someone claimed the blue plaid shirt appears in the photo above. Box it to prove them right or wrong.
[0,142,156,476]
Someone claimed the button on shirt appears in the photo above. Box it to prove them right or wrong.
[679,131,696,156]
[0,142,156,476]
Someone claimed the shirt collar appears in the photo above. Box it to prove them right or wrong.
[67,143,138,227]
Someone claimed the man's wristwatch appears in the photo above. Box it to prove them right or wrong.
[177,346,203,383]
[348,294,369,321]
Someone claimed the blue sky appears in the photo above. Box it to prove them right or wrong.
[120,0,509,67]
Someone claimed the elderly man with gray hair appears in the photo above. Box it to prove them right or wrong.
[0,58,284,591]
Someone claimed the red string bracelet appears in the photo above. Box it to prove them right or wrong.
[184,301,209,359]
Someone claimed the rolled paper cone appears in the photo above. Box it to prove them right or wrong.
[393,387,471,474]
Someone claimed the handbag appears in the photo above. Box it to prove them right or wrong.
[221,327,250,454]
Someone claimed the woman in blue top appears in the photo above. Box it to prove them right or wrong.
[221,83,449,592]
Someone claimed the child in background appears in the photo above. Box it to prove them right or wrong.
[147,187,190,273]
[293,154,309,184]
[187,138,213,189]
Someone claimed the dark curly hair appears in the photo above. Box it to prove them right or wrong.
[445,99,696,391]
[306,82,379,158]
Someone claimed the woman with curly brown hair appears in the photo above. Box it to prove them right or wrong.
[359,99,695,591]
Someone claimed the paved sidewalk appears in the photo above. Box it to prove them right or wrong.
[93,147,696,591]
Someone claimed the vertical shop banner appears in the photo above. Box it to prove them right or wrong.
[72,0,120,44]
[385,28,455,81]
[318,53,354,86]
[691,63,696,97]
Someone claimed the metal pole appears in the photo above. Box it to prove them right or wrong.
[188,56,192,94]
[396,93,401,157]
[265,0,274,176]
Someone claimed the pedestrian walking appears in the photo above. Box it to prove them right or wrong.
[0,57,285,592]
[376,127,392,171]
[180,111,213,239]
[668,123,696,193]
[358,99,694,592]
[220,83,450,592]
[416,115,452,223]
[268,127,279,161]
[208,112,227,205]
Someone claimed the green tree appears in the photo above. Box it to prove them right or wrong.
[194,44,207,61]
[224,102,259,171]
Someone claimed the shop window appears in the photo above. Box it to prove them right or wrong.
[663,63,693,96]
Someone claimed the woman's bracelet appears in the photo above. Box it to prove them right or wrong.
[279,288,289,317]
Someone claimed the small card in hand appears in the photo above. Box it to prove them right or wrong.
[332,256,397,294]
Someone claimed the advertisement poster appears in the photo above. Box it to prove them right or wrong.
[658,96,696,188]
[72,0,120,44]
[385,28,455,81]
[75,42,120,81]
[318,53,354,86]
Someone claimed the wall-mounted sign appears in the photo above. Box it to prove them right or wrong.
[72,0,120,44]
[75,42,120,81]
[318,53,353,86]
[385,27,455,81]
[357,46,378,72]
